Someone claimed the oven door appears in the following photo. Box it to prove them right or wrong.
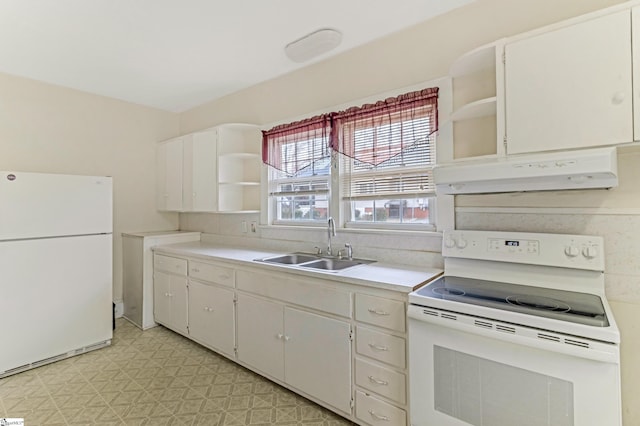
[407,305,621,426]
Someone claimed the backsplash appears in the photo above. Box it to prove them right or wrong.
[456,210,640,304]
[179,212,444,270]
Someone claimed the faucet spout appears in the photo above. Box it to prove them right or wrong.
[327,217,336,256]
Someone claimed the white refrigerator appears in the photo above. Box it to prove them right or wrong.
[0,171,113,377]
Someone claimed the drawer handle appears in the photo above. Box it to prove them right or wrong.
[368,410,390,421]
[368,376,389,386]
[192,268,200,273]
[277,333,284,340]
[368,343,389,352]
[368,308,390,316]
[219,274,230,280]
[203,307,214,312]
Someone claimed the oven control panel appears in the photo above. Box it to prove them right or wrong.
[443,230,604,271]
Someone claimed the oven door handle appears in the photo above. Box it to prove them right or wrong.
[408,305,620,364]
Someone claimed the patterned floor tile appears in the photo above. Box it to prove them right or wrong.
[0,319,357,425]
[248,407,273,424]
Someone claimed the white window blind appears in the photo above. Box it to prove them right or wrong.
[332,88,438,225]
[263,115,331,222]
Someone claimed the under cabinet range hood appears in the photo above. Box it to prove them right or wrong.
[433,147,618,195]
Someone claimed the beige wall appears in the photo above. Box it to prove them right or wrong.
[179,0,625,133]
[0,72,181,304]
[178,0,638,424]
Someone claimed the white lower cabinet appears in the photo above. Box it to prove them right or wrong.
[284,308,352,414]
[236,293,285,381]
[153,270,188,335]
[355,358,406,405]
[353,292,409,426]
[153,252,415,425]
[355,390,407,426]
[236,293,352,414]
[188,280,235,356]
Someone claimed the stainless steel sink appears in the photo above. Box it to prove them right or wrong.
[255,253,375,272]
[258,253,320,265]
[298,258,374,272]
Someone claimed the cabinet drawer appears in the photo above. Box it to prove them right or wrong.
[154,254,187,276]
[355,390,406,426]
[355,293,405,332]
[189,260,235,287]
[355,357,406,404]
[356,326,406,369]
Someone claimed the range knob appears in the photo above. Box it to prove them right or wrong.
[456,238,468,249]
[582,246,598,259]
[564,245,580,258]
[444,236,456,249]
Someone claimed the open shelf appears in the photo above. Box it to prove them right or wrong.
[450,41,501,77]
[451,97,497,122]
[448,39,506,162]
[216,123,262,213]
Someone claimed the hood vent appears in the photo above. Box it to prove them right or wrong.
[433,147,618,195]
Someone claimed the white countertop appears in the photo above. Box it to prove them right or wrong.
[153,241,442,293]
[122,230,201,238]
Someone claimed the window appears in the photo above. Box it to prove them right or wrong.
[263,115,331,223]
[332,88,438,229]
[262,87,439,230]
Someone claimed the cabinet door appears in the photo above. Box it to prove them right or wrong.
[284,308,352,414]
[169,276,188,335]
[153,270,173,326]
[154,270,188,334]
[183,132,218,212]
[156,138,183,211]
[236,294,284,381]
[505,10,632,154]
[188,281,235,356]
[633,7,640,141]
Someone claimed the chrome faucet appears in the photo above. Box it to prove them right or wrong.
[327,217,336,256]
[344,243,353,260]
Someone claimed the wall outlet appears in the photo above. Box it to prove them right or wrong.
[241,221,248,233]
[250,221,257,233]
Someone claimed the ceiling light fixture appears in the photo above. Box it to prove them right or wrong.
[285,28,343,63]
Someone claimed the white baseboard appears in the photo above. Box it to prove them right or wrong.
[114,300,124,318]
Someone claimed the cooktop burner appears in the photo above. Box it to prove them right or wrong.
[432,287,466,297]
[413,275,608,327]
[505,295,571,313]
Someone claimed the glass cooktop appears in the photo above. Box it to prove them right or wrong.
[412,275,608,327]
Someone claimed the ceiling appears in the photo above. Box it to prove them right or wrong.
[0,0,474,112]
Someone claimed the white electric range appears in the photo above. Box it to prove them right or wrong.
[408,230,621,426]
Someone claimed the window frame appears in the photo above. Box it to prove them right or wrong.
[261,77,453,233]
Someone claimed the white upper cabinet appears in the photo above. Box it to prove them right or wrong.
[156,131,217,212]
[156,123,261,213]
[156,137,184,211]
[504,9,633,155]
[183,132,218,212]
[633,7,640,141]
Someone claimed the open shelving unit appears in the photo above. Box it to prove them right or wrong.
[217,124,262,213]
[450,39,505,161]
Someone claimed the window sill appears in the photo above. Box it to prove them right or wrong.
[262,222,441,237]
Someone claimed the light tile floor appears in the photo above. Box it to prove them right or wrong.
[0,319,354,426]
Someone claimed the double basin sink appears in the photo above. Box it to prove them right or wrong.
[255,252,375,272]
